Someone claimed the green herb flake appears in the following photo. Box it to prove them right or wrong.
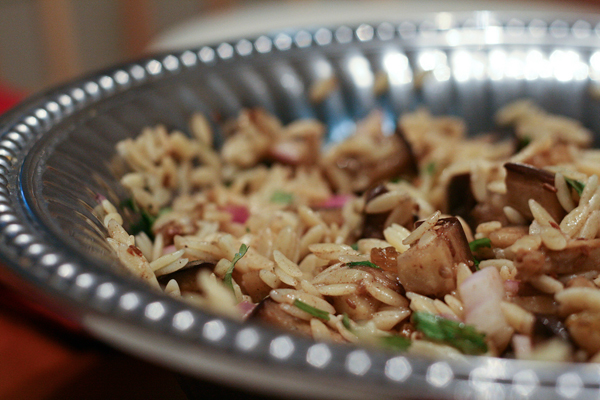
[470,237,489,270]
[381,335,411,352]
[517,136,531,151]
[120,198,158,239]
[293,299,330,321]
[390,177,407,184]
[157,207,172,217]
[223,244,249,292]
[120,198,138,212]
[469,237,492,253]
[346,261,381,269]
[413,312,487,355]
[350,243,359,251]
[342,313,352,330]
[425,162,436,175]
[564,177,585,197]
[270,191,294,204]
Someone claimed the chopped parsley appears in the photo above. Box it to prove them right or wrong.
[516,136,531,151]
[350,243,359,251]
[413,312,487,355]
[564,177,585,197]
[469,238,490,270]
[469,238,491,253]
[293,299,330,321]
[120,198,168,239]
[381,335,411,352]
[342,313,352,330]
[270,191,294,204]
[346,261,381,269]
[425,161,436,175]
[120,197,137,212]
[223,244,249,292]
[158,206,172,216]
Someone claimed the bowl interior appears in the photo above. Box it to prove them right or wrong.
[23,29,600,264]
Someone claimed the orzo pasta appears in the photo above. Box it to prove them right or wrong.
[98,101,600,362]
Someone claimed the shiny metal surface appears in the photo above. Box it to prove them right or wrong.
[2,12,600,399]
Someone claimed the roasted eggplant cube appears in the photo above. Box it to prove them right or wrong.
[396,217,473,297]
[504,162,566,223]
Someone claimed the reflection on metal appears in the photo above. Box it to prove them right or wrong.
[172,310,195,331]
[255,36,272,53]
[217,43,234,59]
[145,301,166,321]
[512,369,539,397]
[269,336,294,360]
[556,372,583,398]
[235,39,253,56]
[306,343,332,368]
[384,356,411,382]
[203,319,226,341]
[274,33,292,51]
[468,359,508,399]
[75,273,94,289]
[356,24,374,42]
[383,52,412,85]
[315,28,333,46]
[346,350,371,376]
[295,30,312,48]
[348,56,373,88]
[426,361,453,388]
[119,293,140,311]
[236,328,259,351]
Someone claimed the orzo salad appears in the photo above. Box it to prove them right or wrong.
[97,100,600,362]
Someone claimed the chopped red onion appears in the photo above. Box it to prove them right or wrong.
[95,193,107,203]
[459,267,510,344]
[440,312,461,322]
[162,245,176,255]
[239,300,257,319]
[512,334,532,359]
[317,194,353,209]
[222,204,250,224]
[503,279,520,296]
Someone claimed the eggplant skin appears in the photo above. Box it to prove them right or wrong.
[361,183,418,240]
[514,238,600,279]
[446,172,477,226]
[504,162,566,223]
[361,183,389,240]
[250,298,313,337]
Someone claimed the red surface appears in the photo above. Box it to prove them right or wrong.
[0,282,287,399]
[0,284,188,400]
[0,84,23,115]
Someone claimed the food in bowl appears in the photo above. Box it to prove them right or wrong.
[98,99,600,362]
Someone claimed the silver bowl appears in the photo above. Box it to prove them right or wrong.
[2,11,600,400]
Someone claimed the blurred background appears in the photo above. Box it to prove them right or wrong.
[1,0,240,93]
[2,0,600,97]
